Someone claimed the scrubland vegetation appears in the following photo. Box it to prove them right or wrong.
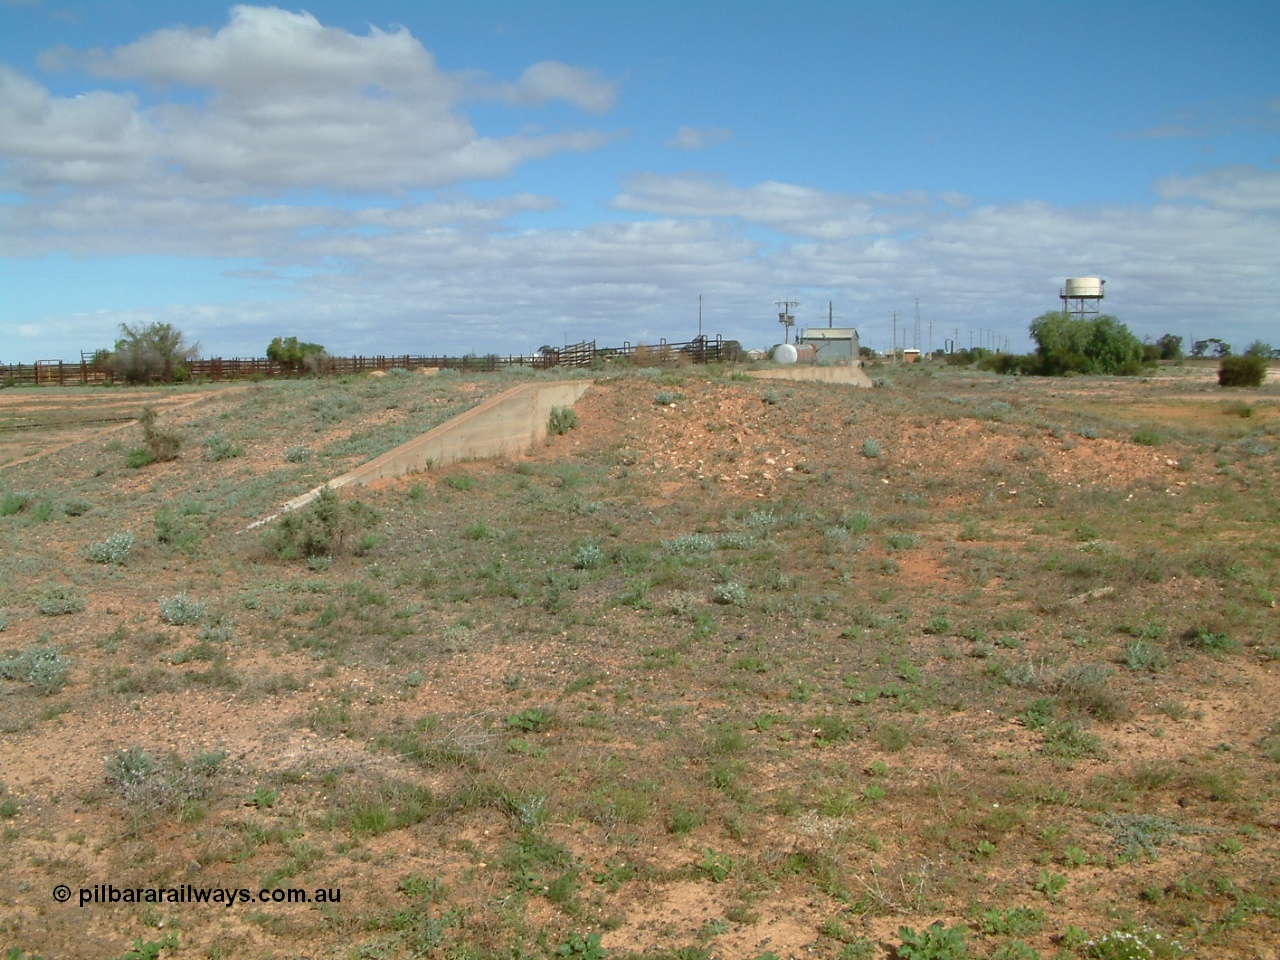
[0,360,1277,959]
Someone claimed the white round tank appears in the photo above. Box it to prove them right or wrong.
[772,343,798,365]
[1064,277,1104,299]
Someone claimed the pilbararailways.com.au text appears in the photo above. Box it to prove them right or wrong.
[74,884,341,907]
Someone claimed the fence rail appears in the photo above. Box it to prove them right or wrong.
[1,336,736,387]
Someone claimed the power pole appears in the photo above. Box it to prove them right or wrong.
[698,295,702,338]
[892,312,898,365]
[776,300,798,344]
[914,299,921,351]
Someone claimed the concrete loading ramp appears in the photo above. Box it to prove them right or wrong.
[251,379,592,527]
[750,365,873,387]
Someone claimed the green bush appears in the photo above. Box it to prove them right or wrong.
[109,321,199,384]
[202,432,244,461]
[0,492,32,516]
[133,406,182,464]
[1217,353,1267,387]
[267,335,327,374]
[264,486,380,560]
[125,447,155,469]
[896,921,968,959]
[36,586,85,616]
[1029,312,1146,376]
[547,406,578,435]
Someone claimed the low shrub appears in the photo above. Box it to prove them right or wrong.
[713,581,747,606]
[105,746,224,821]
[573,544,605,569]
[264,486,380,561]
[0,644,69,695]
[547,406,577,436]
[158,592,205,625]
[86,532,135,565]
[138,406,183,462]
[202,432,244,461]
[1,492,32,516]
[1218,354,1267,388]
[896,921,967,960]
[36,586,85,616]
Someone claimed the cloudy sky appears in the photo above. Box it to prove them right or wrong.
[2,1,1277,361]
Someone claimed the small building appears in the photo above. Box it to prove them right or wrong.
[798,327,861,365]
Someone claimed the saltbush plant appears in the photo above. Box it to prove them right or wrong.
[86,532,135,565]
[713,581,748,606]
[158,592,206,625]
[573,544,605,569]
[36,586,85,616]
[202,432,244,461]
[0,644,69,695]
[105,746,224,820]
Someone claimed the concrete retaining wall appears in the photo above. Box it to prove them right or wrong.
[750,365,873,387]
[253,379,591,526]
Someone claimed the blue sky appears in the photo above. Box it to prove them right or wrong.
[2,1,1277,361]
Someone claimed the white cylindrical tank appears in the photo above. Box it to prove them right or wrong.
[1064,277,1104,299]
[772,343,798,364]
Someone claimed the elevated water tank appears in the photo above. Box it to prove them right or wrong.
[772,343,798,365]
[1064,277,1104,299]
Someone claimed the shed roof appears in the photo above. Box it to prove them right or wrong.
[800,327,858,340]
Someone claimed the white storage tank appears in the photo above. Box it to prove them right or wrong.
[1064,277,1104,299]
[772,343,798,364]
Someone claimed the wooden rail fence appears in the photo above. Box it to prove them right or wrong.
[1,336,736,387]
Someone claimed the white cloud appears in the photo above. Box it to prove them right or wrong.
[611,172,937,240]
[665,125,732,151]
[0,67,153,187]
[10,5,617,194]
[1154,165,1280,211]
[496,61,619,114]
[12,167,1275,360]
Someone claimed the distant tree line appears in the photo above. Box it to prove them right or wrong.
[937,313,1272,387]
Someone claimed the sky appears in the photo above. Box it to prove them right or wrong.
[1,0,1278,362]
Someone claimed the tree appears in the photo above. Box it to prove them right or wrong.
[1192,338,1231,358]
[266,336,328,374]
[1244,340,1276,359]
[111,322,199,384]
[1155,334,1184,361]
[1028,312,1145,376]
